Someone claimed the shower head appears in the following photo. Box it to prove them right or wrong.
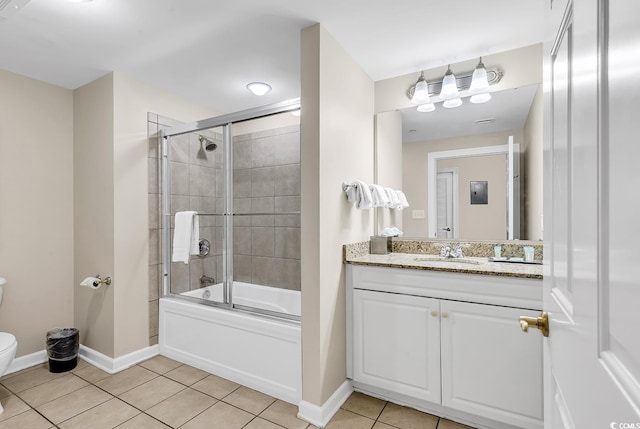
[198,135,217,151]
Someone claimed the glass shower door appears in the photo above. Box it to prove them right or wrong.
[163,127,225,305]
[161,99,301,320]
[228,113,301,318]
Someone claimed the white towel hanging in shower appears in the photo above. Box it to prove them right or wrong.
[172,211,199,264]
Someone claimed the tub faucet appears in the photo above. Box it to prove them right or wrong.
[200,275,215,285]
[440,244,464,258]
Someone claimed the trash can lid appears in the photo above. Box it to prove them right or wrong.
[0,332,16,352]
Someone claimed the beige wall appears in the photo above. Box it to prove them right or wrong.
[403,129,523,238]
[301,24,374,406]
[439,155,507,240]
[523,85,544,241]
[74,72,217,358]
[0,69,74,357]
[113,73,216,356]
[375,111,403,234]
[74,74,117,356]
[374,44,543,114]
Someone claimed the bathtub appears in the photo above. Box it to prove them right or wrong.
[159,282,301,404]
[181,282,301,316]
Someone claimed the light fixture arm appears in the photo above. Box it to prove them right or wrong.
[407,67,502,101]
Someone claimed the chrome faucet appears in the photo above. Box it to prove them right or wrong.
[200,275,215,286]
[440,244,464,258]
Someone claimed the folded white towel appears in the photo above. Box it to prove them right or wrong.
[384,188,401,209]
[172,211,199,264]
[369,184,391,207]
[347,180,373,209]
[395,190,410,210]
[381,226,403,237]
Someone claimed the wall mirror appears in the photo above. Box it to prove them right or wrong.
[399,82,543,241]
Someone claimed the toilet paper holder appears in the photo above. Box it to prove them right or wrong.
[93,275,112,287]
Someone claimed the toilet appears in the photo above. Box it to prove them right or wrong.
[0,332,17,414]
[0,277,17,415]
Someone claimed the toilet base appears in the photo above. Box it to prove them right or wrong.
[48,357,77,373]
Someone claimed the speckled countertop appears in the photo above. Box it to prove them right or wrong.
[343,240,542,279]
[345,252,543,279]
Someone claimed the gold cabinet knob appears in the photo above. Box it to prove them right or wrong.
[519,312,549,337]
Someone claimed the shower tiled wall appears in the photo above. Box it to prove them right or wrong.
[147,115,300,346]
[232,124,301,291]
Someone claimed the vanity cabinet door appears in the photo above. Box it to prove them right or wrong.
[440,300,543,429]
[353,289,441,403]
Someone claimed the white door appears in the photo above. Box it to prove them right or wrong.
[436,170,457,239]
[542,0,640,427]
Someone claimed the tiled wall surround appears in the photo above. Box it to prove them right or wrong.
[147,116,301,346]
[232,125,301,291]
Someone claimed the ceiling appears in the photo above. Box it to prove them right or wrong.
[0,0,544,114]
[401,84,540,143]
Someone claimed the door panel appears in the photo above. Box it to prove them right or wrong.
[599,0,640,408]
[441,300,543,429]
[352,289,441,403]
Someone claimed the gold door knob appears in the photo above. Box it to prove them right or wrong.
[519,312,549,337]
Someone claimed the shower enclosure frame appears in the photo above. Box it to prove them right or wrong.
[159,98,301,321]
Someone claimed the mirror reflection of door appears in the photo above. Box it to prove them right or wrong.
[436,168,458,239]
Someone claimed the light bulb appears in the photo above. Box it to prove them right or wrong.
[443,97,462,109]
[470,93,492,104]
[439,65,460,100]
[417,103,435,113]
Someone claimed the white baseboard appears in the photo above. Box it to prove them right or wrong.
[298,379,353,428]
[79,344,159,374]
[6,350,47,375]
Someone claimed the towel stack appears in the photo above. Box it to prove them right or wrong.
[344,181,410,210]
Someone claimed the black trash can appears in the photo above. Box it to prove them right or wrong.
[46,328,79,373]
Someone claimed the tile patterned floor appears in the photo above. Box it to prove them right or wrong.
[0,357,474,429]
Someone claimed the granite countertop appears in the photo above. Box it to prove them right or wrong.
[345,252,543,279]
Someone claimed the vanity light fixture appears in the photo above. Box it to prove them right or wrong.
[469,57,492,104]
[246,82,272,96]
[406,63,503,112]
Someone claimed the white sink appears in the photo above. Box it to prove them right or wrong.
[414,257,482,265]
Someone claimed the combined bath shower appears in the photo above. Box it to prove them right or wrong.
[198,135,217,151]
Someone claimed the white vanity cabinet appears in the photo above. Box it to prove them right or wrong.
[346,264,543,429]
[353,290,442,403]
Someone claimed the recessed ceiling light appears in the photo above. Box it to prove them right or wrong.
[246,82,272,96]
